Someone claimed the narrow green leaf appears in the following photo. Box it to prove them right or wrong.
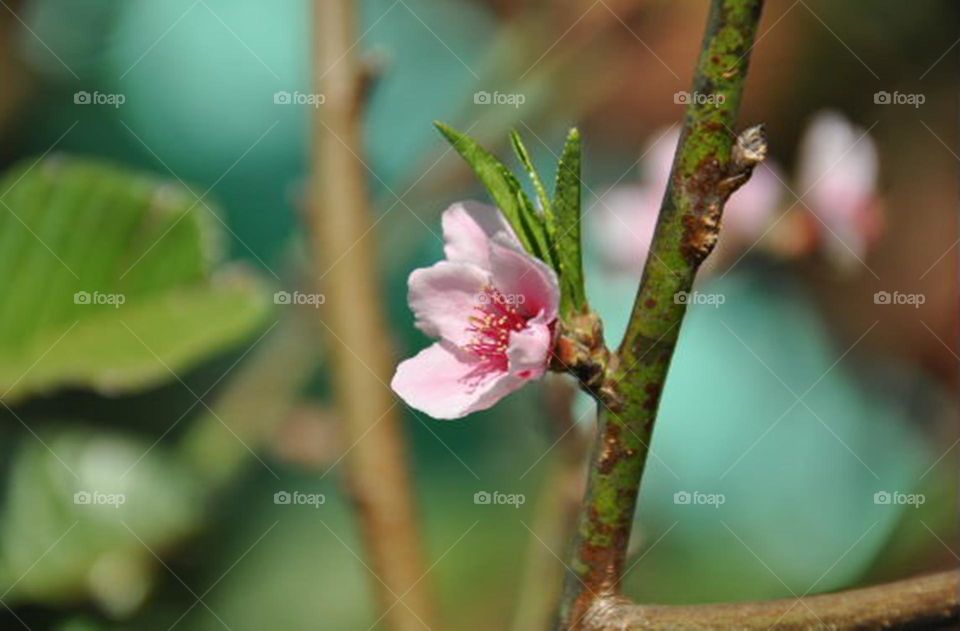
[553,128,587,315]
[434,122,553,266]
[509,130,552,221]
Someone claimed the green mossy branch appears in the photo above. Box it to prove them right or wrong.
[556,1,766,628]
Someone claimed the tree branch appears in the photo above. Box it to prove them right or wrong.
[580,569,960,630]
[557,1,766,627]
[311,2,436,629]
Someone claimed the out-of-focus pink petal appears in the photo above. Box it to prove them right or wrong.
[408,261,490,346]
[590,185,660,274]
[442,201,520,268]
[796,111,879,249]
[642,127,681,192]
[391,341,514,420]
[507,318,553,381]
[488,236,560,322]
[723,161,785,242]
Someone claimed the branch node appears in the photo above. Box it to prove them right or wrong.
[581,596,637,631]
[732,123,768,169]
[721,123,768,197]
[551,311,618,406]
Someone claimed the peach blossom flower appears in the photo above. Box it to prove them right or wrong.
[391,202,560,419]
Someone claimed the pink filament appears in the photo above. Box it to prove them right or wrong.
[464,287,527,370]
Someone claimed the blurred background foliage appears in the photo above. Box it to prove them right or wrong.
[0,0,956,629]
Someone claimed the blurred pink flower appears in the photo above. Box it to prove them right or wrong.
[591,184,661,274]
[641,127,681,191]
[391,201,560,419]
[723,161,784,246]
[797,111,882,264]
[591,127,783,274]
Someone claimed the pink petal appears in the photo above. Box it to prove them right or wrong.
[408,261,490,346]
[796,111,881,264]
[442,201,521,269]
[642,127,681,192]
[590,185,660,274]
[507,318,553,381]
[797,111,878,232]
[391,341,516,419]
[723,162,784,241]
[488,236,560,323]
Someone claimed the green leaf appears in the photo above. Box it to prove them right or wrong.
[509,130,552,220]
[553,128,587,315]
[0,156,270,402]
[433,122,553,266]
[0,426,202,611]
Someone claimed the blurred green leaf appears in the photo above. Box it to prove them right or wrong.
[552,128,586,315]
[56,619,107,631]
[0,426,203,615]
[0,156,270,402]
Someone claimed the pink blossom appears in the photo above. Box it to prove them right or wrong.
[590,129,678,274]
[641,127,682,191]
[722,161,784,246]
[591,127,782,274]
[391,201,560,419]
[796,111,881,263]
[591,185,660,274]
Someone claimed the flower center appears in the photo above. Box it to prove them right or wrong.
[464,286,527,368]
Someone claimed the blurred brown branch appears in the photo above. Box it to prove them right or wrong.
[511,377,591,631]
[310,1,436,629]
[581,569,960,630]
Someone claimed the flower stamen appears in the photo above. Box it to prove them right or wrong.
[464,286,527,368]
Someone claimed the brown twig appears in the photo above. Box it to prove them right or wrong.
[311,2,436,629]
[580,569,960,630]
